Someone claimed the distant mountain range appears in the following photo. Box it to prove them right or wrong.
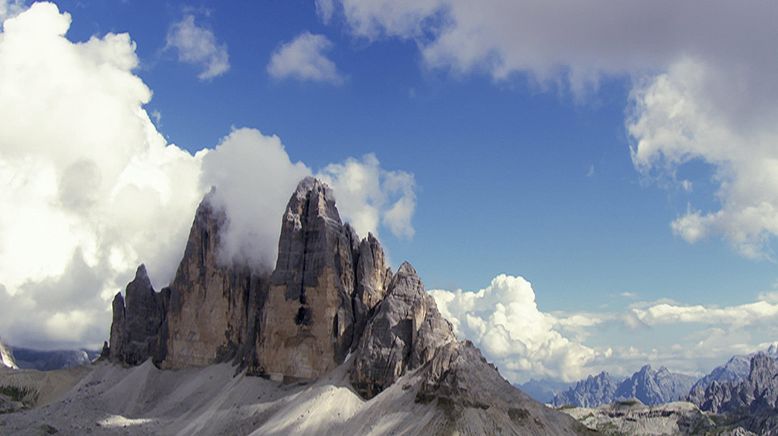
[552,365,696,407]
[520,345,778,412]
[10,347,100,371]
[516,379,573,404]
[0,338,99,371]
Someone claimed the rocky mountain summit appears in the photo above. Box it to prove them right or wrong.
[688,345,778,403]
[105,177,586,434]
[0,338,18,369]
[690,352,778,414]
[554,365,695,408]
[553,371,620,408]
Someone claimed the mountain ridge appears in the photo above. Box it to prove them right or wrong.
[553,365,695,408]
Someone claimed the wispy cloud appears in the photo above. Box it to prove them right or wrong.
[165,14,229,80]
[267,32,343,84]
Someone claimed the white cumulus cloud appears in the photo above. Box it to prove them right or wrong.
[317,154,416,239]
[430,275,604,382]
[166,14,230,80]
[267,32,343,84]
[0,3,416,350]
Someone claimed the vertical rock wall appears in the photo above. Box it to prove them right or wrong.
[163,190,267,368]
[257,178,360,380]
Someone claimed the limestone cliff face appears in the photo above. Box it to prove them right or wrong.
[351,233,392,350]
[163,190,268,368]
[257,177,363,380]
[107,179,391,375]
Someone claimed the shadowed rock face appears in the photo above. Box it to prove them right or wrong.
[109,265,168,365]
[257,178,360,380]
[351,262,455,399]
[692,352,778,414]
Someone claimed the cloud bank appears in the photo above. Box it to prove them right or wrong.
[431,275,605,382]
[0,3,415,350]
[433,274,778,382]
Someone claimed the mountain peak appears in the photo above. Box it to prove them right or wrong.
[104,177,584,434]
[133,264,150,286]
[555,364,695,407]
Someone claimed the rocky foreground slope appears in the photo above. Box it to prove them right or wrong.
[97,177,588,434]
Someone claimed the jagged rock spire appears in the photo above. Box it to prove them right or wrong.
[258,177,375,380]
[351,261,456,399]
[164,189,266,368]
[108,264,167,365]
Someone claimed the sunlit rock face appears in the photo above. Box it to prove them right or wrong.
[257,177,382,380]
[162,190,266,368]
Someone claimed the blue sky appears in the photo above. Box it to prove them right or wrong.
[54,0,776,307]
[2,0,778,382]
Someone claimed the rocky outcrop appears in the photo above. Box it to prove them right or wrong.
[108,265,168,365]
[350,262,455,398]
[553,365,695,408]
[691,352,778,414]
[562,401,716,435]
